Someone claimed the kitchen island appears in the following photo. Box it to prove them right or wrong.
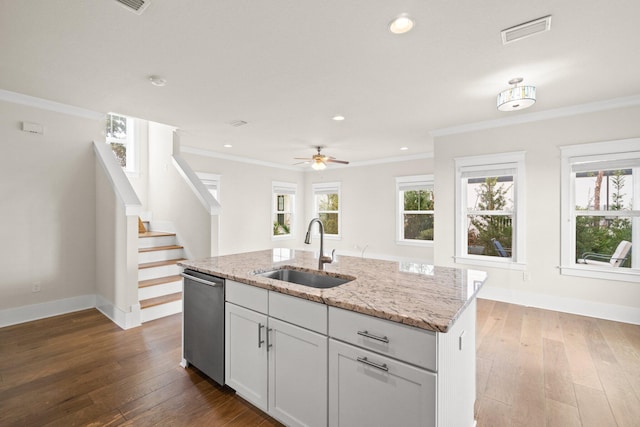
[179,249,487,427]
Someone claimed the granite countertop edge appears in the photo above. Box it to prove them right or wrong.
[179,250,487,333]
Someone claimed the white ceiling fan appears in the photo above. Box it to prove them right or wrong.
[294,146,350,170]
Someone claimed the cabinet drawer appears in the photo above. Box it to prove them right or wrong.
[328,307,437,371]
[329,339,436,427]
[226,280,268,314]
[269,292,327,335]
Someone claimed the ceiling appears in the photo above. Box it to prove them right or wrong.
[1,0,639,166]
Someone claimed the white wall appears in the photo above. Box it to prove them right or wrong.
[0,99,102,311]
[181,152,306,255]
[304,158,434,261]
[434,105,640,322]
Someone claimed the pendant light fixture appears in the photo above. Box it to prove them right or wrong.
[497,77,536,111]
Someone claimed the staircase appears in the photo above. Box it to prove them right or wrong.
[138,230,185,323]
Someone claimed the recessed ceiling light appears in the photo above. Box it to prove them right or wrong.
[332,115,345,121]
[400,146,409,151]
[223,144,232,148]
[148,75,166,87]
[389,14,414,34]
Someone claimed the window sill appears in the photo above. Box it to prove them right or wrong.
[396,240,434,248]
[454,256,526,271]
[272,235,294,241]
[559,265,640,283]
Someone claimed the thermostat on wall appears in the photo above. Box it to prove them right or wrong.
[22,122,44,135]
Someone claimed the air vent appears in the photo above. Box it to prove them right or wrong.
[228,120,248,127]
[114,0,151,15]
[501,15,551,44]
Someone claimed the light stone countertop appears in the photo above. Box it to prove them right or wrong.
[179,248,487,333]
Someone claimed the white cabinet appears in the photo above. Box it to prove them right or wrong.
[328,339,436,427]
[225,303,268,411]
[269,317,327,427]
[225,281,328,427]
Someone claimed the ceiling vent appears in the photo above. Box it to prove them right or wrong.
[228,120,248,127]
[501,15,551,44]
[114,0,151,15]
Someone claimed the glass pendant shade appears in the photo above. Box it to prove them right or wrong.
[312,160,326,170]
[497,85,536,111]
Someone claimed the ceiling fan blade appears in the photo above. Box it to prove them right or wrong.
[327,159,349,164]
[294,157,312,160]
[292,160,309,165]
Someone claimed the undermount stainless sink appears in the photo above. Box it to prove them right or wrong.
[256,268,354,289]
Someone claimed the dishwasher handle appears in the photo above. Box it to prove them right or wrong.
[181,271,224,287]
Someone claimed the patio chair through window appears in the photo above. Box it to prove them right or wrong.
[578,240,632,268]
[491,238,511,257]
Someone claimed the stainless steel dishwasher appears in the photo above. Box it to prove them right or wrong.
[181,269,225,385]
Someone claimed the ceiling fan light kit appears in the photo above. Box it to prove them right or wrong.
[294,146,350,170]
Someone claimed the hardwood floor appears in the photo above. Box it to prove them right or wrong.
[1,299,638,426]
[476,299,640,427]
[0,310,283,426]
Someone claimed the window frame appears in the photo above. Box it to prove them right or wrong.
[454,152,526,270]
[106,113,137,174]
[312,182,341,239]
[396,175,434,247]
[560,138,640,282]
[272,181,296,240]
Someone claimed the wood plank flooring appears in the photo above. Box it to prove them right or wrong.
[0,310,283,426]
[476,299,640,427]
[1,299,638,426]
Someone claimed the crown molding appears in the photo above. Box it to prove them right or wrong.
[430,94,640,137]
[0,89,104,120]
[181,145,302,171]
[182,145,434,172]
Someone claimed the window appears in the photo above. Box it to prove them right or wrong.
[272,181,296,238]
[455,152,526,268]
[197,172,221,202]
[560,139,640,281]
[106,113,136,173]
[396,175,434,245]
[312,182,341,237]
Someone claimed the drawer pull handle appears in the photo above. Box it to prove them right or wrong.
[357,330,389,343]
[258,323,265,348]
[357,356,389,372]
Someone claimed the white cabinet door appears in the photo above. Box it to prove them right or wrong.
[268,317,328,427]
[328,339,436,427]
[225,303,268,411]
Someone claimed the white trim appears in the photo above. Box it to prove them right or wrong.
[0,89,105,120]
[560,138,640,278]
[181,145,433,171]
[454,152,526,267]
[272,181,297,239]
[312,182,342,238]
[0,295,97,328]
[431,95,640,137]
[93,140,142,216]
[395,174,434,245]
[181,145,301,171]
[478,286,640,325]
[96,295,141,330]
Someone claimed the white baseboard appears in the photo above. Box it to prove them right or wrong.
[96,295,141,330]
[479,285,640,325]
[0,295,97,328]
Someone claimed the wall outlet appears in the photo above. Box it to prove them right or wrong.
[32,282,41,293]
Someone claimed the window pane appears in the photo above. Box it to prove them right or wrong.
[318,194,339,211]
[404,190,434,211]
[404,213,433,240]
[575,169,633,211]
[319,213,338,234]
[110,143,126,167]
[467,176,514,211]
[106,114,128,140]
[467,214,512,257]
[273,213,292,235]
[575,216,632,267]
